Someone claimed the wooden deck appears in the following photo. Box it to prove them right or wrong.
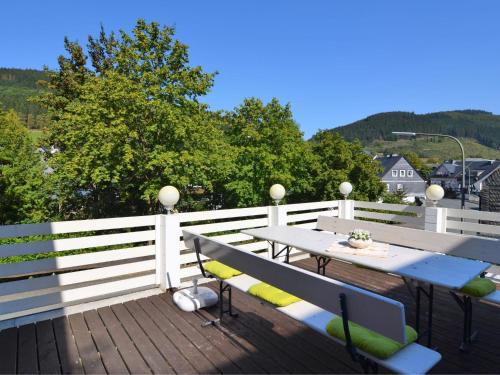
[1,257,500,374]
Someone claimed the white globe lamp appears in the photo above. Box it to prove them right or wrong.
[425,185,444,207]
[158,185,180,213]
[269,184,286,205]
[339,182,353,199]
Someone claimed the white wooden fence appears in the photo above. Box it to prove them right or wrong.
[1,199,498,322]
[353,201,425,229]
[0,216,157,321]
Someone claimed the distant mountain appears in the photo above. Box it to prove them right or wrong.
[328,110,500,151]
[0,68,47,129]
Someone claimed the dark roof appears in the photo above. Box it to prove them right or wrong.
[432,159,500,178]
[376,155,404,176]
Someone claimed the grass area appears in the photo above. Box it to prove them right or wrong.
[367,137,500,161]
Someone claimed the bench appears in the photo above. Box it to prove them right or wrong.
[316,215,500,349]
[183,229,441,374]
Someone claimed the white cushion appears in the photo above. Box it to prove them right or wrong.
[225,274,260,293]
[277,300,336,332]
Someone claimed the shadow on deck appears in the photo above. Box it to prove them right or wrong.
[1,257,499,374]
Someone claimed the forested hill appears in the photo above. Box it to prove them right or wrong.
[0,68,47,128]
[329,110,500,150]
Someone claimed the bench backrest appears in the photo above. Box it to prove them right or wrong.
[183,229,408,344]
[316,216,500,264]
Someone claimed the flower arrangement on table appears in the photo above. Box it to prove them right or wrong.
[348,229,373,249]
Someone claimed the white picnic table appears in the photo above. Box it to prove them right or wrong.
[242,225,491,347]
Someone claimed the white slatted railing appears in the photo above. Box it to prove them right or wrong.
[354,201,425,229]
[0,216,157,321]
[445,208,500,238]
[3,198,496,321]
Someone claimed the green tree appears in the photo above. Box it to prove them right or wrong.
[0,110,49,224]
[402,151,432,180]
[36,20,232,218]
[310,131,385,201]
[222,98,316,207]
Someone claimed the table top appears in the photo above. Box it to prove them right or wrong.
[242,226,491,289]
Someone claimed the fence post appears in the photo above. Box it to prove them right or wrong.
[155,213,181,290]
[268,204,287,260]
[339,200,355,220]
[424,206,447,233]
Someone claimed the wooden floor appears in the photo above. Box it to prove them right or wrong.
[1,257,500,374]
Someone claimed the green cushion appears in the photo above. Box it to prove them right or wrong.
[248,282,301,307]
[203,261,242,280]
[460,277,496,297]
[326,317,418,359]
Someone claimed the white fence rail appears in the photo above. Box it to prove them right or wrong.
[444,208,500,237]
[0,216,156,321]
[1,199,499,322]
[354,201,425,229]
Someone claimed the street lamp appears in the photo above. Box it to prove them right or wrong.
[392,131,466,209]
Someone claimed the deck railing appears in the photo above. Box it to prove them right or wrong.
[0,199,499,322]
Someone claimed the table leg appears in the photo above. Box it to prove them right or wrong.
[269,241,291,263]
[415,283,435,348]
[314,256,331,275]
[449,291,477,351]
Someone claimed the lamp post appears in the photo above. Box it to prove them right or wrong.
[158,185,180,214]
[339,181,353,199]
[269,184,286,205]
[425,184,444,207]
[392,131,466,209]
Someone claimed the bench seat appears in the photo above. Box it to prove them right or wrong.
[185,230,441,374]
[223,274,260,293]
[277,301,441,374]
[482,290,500,305]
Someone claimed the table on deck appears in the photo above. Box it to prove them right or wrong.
[242,226,491,347]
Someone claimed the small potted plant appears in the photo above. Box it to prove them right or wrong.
[348,229,372,249]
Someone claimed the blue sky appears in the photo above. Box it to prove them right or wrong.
[2,1,500,138]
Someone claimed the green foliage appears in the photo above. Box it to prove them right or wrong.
[380,190,407,204]
[36,20,230,218]
[0,109,50,224]
[1,19,393,224]
[221,98,316,207]
[331,110,500,152]
[370,137,499,161]
[310,131,385,201]
[0,68,47,129]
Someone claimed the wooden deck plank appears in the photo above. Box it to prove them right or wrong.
[68,313,107,374]
[83,310,129,374]
[17,324,38,374]
[159,293,293,374]
[52,316,84,374]
[97,307,152,375]
[136,297,221,374]
[190,299,304,374]
[36,320,61,374]
[210,285,349,374]
[110,303,173,374]
[0,327,17,374]
[4,256,500,374]
[123,300,197,374]
[152,294,265,374]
